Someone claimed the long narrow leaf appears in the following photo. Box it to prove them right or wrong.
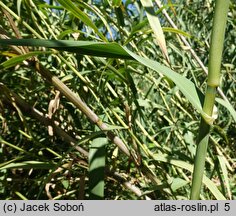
[0,39,132,59]
[217,155,231,199]
[216,98,236,122]
[56,0,106,41]
[124,48,204,115]
[152,154,226,200]
[140,0,169,62]
[0,161,56,170]
[1,38,235,123]
[89,138,107,200]
[0,51,53,69]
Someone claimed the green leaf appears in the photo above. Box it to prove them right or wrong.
[217,155,231,199]
[216,97,236,123]
[17,0,22,16]
[170,178,189,192]
[105,124,127,130]
[0,51,52,69]
[110,0,122,7]
[0,157,24,168]
[163,27,192,38]
[0,39,132,59]
[15,191,28,200]
[0,161,56,170]
[0,136,26,153]
[140,0,169,62]
[153,154,226,200]
[89,138,107,200]
[124,48,205,116]
[56,0,106,41]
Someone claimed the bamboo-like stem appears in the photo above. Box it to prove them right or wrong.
[32,59,132,157]
[190,0,230,199]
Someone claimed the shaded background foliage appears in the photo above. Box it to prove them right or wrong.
[0,0,235,199]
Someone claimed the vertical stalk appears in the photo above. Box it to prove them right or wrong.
[190,0,230,200]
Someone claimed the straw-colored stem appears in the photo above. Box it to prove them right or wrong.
[33,59,131,157]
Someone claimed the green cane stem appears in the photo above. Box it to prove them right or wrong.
[190,0,230,199]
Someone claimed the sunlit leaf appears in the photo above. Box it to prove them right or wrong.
[0,51,53,69]
[56,0,106,41]
[216,98,236,123]
[0,39,132,59]
[140,0,169,62]
[170,178,189,192]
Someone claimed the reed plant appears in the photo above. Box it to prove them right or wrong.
[190,0,230,199]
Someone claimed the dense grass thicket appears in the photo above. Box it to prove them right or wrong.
[0,0,235,200]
